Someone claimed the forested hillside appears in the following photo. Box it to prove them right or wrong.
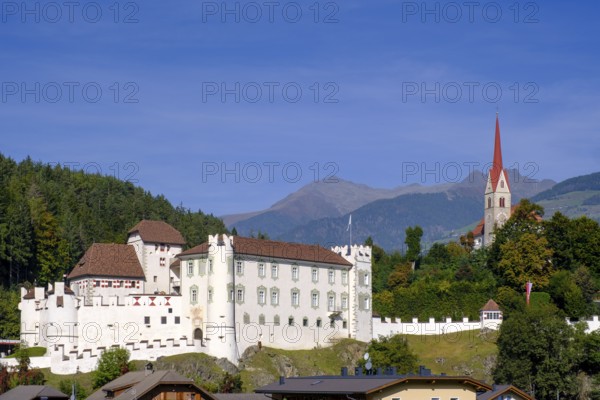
[372,200,600,321]
[0,154,226,288]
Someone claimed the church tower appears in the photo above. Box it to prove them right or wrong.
[483,114,511,246]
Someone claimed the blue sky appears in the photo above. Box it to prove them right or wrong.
[2,0,599,216]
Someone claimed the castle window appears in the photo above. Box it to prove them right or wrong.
[311,291,319,308]
[208,288,213,303]
[363,273,370,286]
[175,316,180,324]
[144,316,150,325]
[258,263,265,277]
[153,276,157,283]
[258,288,266,305]
[271,289,279,306]
[291,290,299,307]
[292,265,299,280]
[288,316,294,325]
[341,294,348,310]
[501,180,504,188]
[208,259,213,273]
[328,269,335,284]
[312,268,318,283]
[316,318,322,327]
[161,316,167,324]
[190,286,198,304]
[303,317,308,327]
[236,260,243,275]
[343,320,347,329]
[160,257,166,267]
[271,264,278,279]
[342,271,348,285]
[328,294,335,311]
[187,260,194,275]
[236,288,245,303]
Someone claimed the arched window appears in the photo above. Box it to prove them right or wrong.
[501,180,504,188]
[487,197,492,208]
[500,197,505,207]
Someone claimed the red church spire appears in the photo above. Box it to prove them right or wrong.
[489,114,509,192]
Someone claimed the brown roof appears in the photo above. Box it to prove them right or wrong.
[128,220,186,245]
[179,236,352,267]
[0,385,69,400]
[481,299,501,312]
[87,370,216,400]
[67,243,146,280]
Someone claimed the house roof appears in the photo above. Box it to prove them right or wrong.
[178,236,353,267]
[477,384,535,400]
[67,243,146,280]
[87,370,217,400]
[255,375,492,395]
[481,299,501,312]
[0,385,69,400]
[128,220,186,245]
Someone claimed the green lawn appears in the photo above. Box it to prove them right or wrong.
[4,346,47,358]
[405,329,498,382]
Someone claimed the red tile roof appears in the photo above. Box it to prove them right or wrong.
[481,299,501,312]
[472,218,485,236]
[128,220,186,245]
[68,243,146,280]
[179,236,352,267]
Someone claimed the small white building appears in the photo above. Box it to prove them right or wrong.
[18,221,373,373]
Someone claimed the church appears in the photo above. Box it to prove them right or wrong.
[472,115,512,248]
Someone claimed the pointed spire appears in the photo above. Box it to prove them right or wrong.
[489,114,509,192]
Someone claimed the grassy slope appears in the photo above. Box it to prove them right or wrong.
[405,329,498,382]
[32,332,498,394]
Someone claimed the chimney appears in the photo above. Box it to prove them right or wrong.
[279,376,285,385]
[145,362,154,376]
[341,367,348,376]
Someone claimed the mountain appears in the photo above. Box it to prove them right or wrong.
[531,172,600,222]
[222,179,454,237]
[225,170,555,249]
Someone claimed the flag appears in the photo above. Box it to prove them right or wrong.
[525,280,533,306]
[346,214,352,231]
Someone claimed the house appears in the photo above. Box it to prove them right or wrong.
[86,366,216,400]
[255,366,493,400]
[0,385,69,400]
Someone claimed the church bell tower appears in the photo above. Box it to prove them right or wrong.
[483,114,512,246]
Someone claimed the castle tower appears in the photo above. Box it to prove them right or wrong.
[483,115,511,246]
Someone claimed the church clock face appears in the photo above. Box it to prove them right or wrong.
[496,212,507,224]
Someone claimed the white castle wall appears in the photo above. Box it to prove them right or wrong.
[373,316,501,338]
[566,316,600,333]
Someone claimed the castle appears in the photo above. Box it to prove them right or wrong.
[19,221,372,373]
